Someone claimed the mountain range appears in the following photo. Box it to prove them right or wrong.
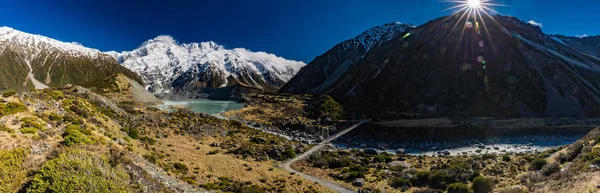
[281,14,600,118]
[106,36,305,100]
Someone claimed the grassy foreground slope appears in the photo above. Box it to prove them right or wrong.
[0,88,331,193]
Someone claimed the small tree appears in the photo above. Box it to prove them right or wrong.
[540,162,560,176]
[530,158,547,171]
[472,176,493,193]
[447,182,470,193]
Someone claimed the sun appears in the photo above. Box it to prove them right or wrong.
[467,0,481,8]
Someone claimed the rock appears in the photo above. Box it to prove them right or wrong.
[352,178,366,187]
[493,146,500,150]
[114,138,127,146]
[322,117,333,125]
[364,148,378,155]
[388,161,412,169]
[475,149,483,153]
[596,184,600,189]
[250,137,266,144]
[474,143,485,149]
[210,142,219,147]
[439,150,451,156]
[396,148,406,155]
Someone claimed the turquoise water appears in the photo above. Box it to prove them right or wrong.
[154,100,245,115]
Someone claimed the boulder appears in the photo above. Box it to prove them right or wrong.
[395,148,406,155]
[352,178,366,187]
[364,148,378,155]
[250,137,266,144]
[388,161,412,169]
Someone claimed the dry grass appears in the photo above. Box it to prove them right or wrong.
[144,134,334,192]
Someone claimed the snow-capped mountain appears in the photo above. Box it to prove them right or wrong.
[279,22,415,94]
[0,26,140,91]
[107,36,305,99]
[305,14,600,118]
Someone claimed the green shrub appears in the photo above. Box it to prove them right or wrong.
[502,154,511,162]
[472,177,493,193]
[447,182,470,193]
[173,162,188,173]
[20,117,44,134]
[306,94,344,120]
[47,113,63,122]
[530,158,547,171]
[390,177,411,189]
[139,136,156,145]
[0,148,28,193]
[62,125,93,146]
[412,170,430,186]
[0,125,13,133]
[143,154,158,164]
[127,128,139,139]
[20,127,38,134]
[429,169,449,187]
[0,102,27,116]
[540,162,560,176]
[1,91,16,97]
[27,149,130,193]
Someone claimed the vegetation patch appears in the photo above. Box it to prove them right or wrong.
[20,117,44,134]
[306,94,344,120]
[28,149,130,192]
[0,148,28,193]
[62,125,94,146]
[0,101,27,117]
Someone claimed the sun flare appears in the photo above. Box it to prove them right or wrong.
[467,0,481,8]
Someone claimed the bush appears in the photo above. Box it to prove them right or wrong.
[447,182,470,193]
[127,128,139,139]
[540,162,560,176]
[592,157,600,166]
[62,125,93,146]
[139,136,156,145]
[472,176,494,193]
[0,102,27,116]
[530,158,547,171]
[27,149,130,192]
[20,117,44,134]
[173,162,188,173]
[0,148,28,193]
[306,94,344,120]
[502,154,511,162]
[390,177,411,189]
[1,91,16,97]
[412,171,430,186]
[0,125,14,133]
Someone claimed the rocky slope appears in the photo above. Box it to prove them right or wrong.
[547,34,600,57]
[279,22,414,94]
[107,36,305,100]
[285,14,600,118]
[0,27,141,91]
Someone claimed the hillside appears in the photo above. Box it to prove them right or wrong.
[0,27,141,92]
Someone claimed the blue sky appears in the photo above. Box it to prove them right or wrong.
[0,0,598,62]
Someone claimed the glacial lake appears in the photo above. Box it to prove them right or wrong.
[154,100,245,115]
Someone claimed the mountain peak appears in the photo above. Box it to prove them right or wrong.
[344,22,415,52]
[141,35,178,46]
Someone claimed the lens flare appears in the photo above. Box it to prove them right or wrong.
[467,0,481,8]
